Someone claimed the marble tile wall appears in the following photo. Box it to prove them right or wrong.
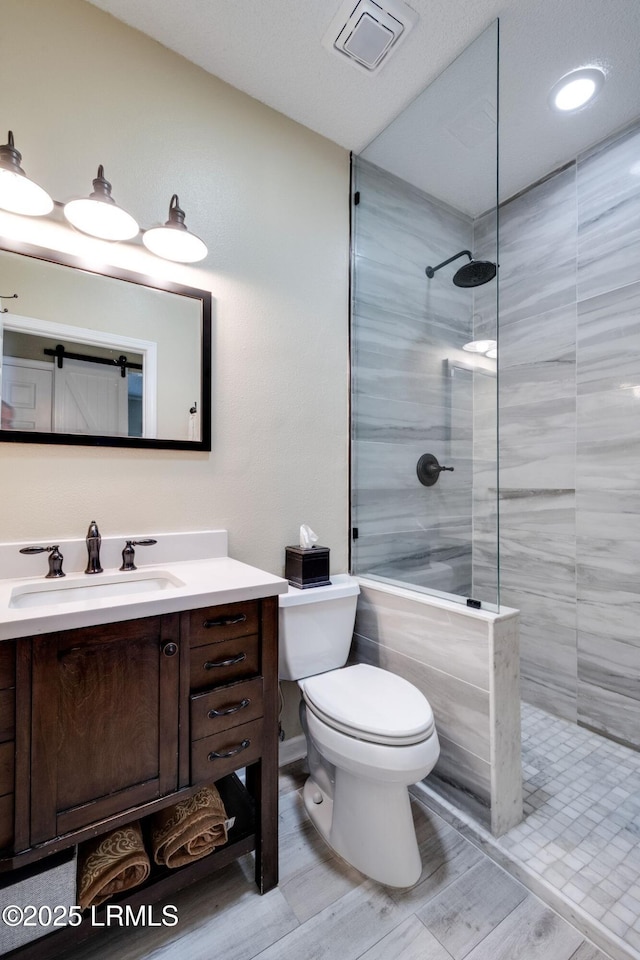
[495,120,640,748]
[352,581,522,835]
[351,157,476,596]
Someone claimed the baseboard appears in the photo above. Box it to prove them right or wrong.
[279,734,306,767]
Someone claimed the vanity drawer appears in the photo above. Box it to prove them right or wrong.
[190,635,259,691]
[191,677,264,741]
[191,719,263,783]
[0,792,13,851]
[0,740,14,796]
[0,688,15,744]
[186,601,259,648]
[0,643,15,691]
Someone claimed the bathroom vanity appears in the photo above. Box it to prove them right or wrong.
[0,531,287,958]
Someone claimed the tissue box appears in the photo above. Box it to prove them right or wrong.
[285,545,331,589]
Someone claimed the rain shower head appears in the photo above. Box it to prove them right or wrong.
[425,249,496,288]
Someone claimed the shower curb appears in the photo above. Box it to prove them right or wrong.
[410,780,638,960]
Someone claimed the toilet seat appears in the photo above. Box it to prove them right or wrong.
[300,663,435,746]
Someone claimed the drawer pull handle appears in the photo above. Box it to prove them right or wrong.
[204,653,246,670]
[208,738,250,760]
[208,698,250,718]
[203,614,247,628]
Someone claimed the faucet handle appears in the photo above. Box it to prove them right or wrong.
[20,545,65,578]
[120,539,158,572]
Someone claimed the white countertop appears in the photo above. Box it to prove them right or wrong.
[0,531,288,641]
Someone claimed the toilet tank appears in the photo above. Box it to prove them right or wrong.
[278,574,360,680]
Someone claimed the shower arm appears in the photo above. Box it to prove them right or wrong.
[425,250,472,278]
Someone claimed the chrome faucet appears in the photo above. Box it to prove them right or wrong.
[85,521,103,574]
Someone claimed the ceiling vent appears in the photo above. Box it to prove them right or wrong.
[323,0,418,74]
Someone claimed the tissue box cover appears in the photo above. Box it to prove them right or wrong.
[285,545,331,589]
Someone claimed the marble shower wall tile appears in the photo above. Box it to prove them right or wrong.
[353,159,472,277]
[577,680,640,746]
[354,528,472,597]
[499,489,576,539]
[500,302,577,406]
[577,123,640,301]
[577,631,640,702]
[355,584,492,689]
[576,330,640,497]
[499,393,576,490]
[495,119,640,749]
[576,488,640,541]
[518,620,578,722]
[354,343,473,410]
[354,392,472,444]
[497,165,577,327]
[577,279,640,394]
[351,300,443,360]
[354,253,471,338]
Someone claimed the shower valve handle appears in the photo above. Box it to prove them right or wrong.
[416,453,454,487]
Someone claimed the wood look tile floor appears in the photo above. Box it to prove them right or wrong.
[62,763,612,960]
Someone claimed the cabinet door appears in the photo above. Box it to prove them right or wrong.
[30,615,179,845]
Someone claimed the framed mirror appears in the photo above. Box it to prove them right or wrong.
[0,239,211,451]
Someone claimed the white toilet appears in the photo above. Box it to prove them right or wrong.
[279,574,440,887]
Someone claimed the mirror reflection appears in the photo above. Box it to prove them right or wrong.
[0,244,211,450]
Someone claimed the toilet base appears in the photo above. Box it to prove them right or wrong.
[302,772,423,888]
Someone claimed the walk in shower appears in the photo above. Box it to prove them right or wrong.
[351,23,500,610]
[350,17,640,960]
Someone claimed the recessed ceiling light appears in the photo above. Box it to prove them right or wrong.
[550,67,605,113]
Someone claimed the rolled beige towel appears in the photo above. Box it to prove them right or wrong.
[150,784,228,869]
[77,822,150,910]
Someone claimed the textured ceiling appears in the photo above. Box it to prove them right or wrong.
[87,0,640,212]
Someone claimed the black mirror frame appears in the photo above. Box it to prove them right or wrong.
[0,238,211,452]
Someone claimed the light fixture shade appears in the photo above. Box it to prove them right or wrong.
[142,195,207,263]
[63,165,139,241]
[462,339,496,354]
[0,131,53,216]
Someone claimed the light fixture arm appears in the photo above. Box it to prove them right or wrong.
[166,194,187,229]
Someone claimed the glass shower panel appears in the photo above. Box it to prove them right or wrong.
[351,22,499,609]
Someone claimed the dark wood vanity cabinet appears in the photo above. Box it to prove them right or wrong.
[29,615,180,845]
[0,641,16,854]
[1,594,279,959]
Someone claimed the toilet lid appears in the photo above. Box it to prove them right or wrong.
[301,664,435,746]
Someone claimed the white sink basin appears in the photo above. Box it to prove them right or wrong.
[9,570,185,609]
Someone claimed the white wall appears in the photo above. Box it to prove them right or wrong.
[0,0,350,577]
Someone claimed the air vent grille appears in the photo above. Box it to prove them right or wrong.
[323,0,418,74]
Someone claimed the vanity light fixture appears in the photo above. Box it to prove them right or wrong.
[0,131,54,216]
[462,339,496,354]
[63,165,139,241]
[0,131,207,263]
[550,67,605,113]
[142,195,207,263]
